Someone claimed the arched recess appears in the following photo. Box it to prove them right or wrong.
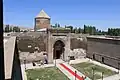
[53,40,65,59]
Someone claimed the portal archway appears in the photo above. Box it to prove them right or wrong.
[53,40,65,59]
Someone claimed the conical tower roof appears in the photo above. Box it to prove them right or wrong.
[36,10,50,19]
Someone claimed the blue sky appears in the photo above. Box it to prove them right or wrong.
[3,0,120,30]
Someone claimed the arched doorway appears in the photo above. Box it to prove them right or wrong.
[53,40,65,59]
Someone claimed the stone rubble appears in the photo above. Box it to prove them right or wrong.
[69,48,86,59]
[19,48,86,64]
[19,51,47,64]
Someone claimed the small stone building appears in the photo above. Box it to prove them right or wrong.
[34,10,51,31]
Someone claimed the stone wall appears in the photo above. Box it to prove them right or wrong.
[17,32,88,63]
[17,32,47,53]
[35,18,50,30]
[87,37,120,69]
[70,38,87,50]
[12,43,22,80]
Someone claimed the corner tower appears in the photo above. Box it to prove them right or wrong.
[34,10,51,31]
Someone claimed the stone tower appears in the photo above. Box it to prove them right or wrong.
[34,10,51,31]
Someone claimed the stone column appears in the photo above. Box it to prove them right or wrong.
[64,36,70,61]
[47,33,53,63]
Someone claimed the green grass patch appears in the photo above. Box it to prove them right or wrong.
[71,62,117,80]
[26,67,69,80]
